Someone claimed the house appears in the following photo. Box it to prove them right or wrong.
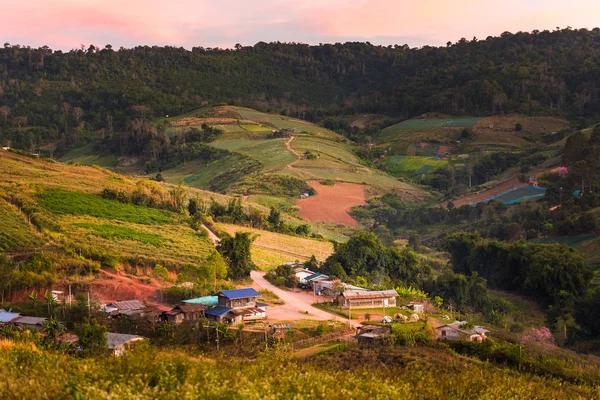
[294,268,315,284]
[338,289,398,309]
[437,322,489,342]
[106,332,145,356]
[205,288,268,325]
[303,273,330,288]
[408,302,424,314]
[0,311,20,325]
[165,303,207,325]
[13,316,47,331]
[218,288,261,309]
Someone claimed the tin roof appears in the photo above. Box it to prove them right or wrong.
[14,316,47,326]
[183,296,219,307]
[304,273,329,281]
[218,288,261,300]
[204,306,232,317]
[174,303,207,313]
[106,332,144,349]
[0,312,20,323]
[342,289,398,300]
[109,300,145,311]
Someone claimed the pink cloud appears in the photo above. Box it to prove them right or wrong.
[1,0,599,50]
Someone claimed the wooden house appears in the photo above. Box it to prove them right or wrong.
[165,303,207,325]
[204,288,268,325]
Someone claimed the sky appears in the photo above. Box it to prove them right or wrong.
[2,0,600,50]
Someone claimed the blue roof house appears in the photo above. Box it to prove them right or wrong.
[205,288,266,324]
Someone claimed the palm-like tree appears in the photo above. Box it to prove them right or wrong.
[42,317,65,341]
[44,291,58,317]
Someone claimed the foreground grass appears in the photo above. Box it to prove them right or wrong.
[0,342,598,399]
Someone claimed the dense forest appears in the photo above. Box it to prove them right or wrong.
[2,28,600,150]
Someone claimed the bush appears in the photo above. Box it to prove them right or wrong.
[510,322,525,333]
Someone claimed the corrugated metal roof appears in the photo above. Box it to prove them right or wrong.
[14,316,47,326]
[183,296,219,307]
[110,300,145,311]
[218,288,261,299]
[174,303,206,313]
[106,333,144,349]
[305,273,329,281]
[0,312,20,323]
[204,306,232,317]
[342,289,398,300]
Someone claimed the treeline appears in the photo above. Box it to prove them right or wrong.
[4,28,600,150]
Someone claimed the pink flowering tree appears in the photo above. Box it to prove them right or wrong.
[558,167,568,179]
[521,327,555,347]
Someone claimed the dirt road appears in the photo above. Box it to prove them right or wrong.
[250,271,360,327]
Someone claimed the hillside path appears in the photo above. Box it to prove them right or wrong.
[250,271,361,327]
[201,224,221,246]
[284,136,318,178]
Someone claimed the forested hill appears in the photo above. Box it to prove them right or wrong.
[1,28,600,141]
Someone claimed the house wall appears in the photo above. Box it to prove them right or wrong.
[218,296,257,309]
[342,297,397,308]
[438,328,461,340]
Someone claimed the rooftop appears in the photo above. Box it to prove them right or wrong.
[14,316,47,326]
[182,296,219,307]
[439,322,490,335]
[342,289,399,300]
[173,303,207,313]
[106,332,144,349]
[0,312,20,323]
[218,288,261,300]
[304,272,329,281]
[109,300,145,311]
[204,306,232,317]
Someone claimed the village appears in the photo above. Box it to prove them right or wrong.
[0,262,489,355]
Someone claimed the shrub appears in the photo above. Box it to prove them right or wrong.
[510,322,525,333]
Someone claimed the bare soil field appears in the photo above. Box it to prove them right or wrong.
[90,268,171,310]
[296,181,366,226]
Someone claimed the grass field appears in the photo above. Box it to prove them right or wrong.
[63,216,213,265]
[386,156,448,175]
[38,188,174,225]
[0,199,43,252]
[210,139,295,172]
[239,123,272,132]
[214,223,334,269]
[73,223,168,247]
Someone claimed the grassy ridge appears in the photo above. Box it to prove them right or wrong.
[0,199,43,252]
[38,189,174,225]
